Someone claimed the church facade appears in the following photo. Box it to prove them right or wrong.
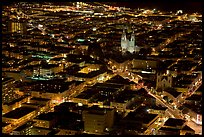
[121,28,140,53]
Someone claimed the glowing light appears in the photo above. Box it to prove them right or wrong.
[77,39,85,42]
[38,24,43,28]
[78,103,83,106]
[92,27,97,31]
[46,59,50,63]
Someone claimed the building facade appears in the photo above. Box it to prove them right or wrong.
[156,70,173,90]
[82,108,114,134]
[121,28,140,53]
[8,21,27,34]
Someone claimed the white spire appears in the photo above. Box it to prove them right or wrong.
[121,28,127,41]
[121,27,128,52]
[130,30,135,41]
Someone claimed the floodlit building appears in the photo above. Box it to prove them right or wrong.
[8,20,27,34]
[156,70,173,90]
[2,95,30,115]
[2,76,20,104]
[82,106,114,134]
[32,62,64,80]
[183,94,202,125]
[33,112,58,129]
[29,79,76,105]
[11,121,35,135]
[121,27,140,53]
[2,106,37,134]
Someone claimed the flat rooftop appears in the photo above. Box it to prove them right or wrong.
[186,94,202,101]
[164,88,181,98]
[106,75,131,85]
[73,69,105,78]
[76,88,99,99]
[158,127,180,135]
[30,126,53,135]
[4,95,29,106]
[92,84,119,92]
[54,102,89,112]
[182,125,195,132]
[2,122,10,127]
[22,102,45,107]
[14,121,35,131]
[31,80,75,93]
[149,105,167,110]
[2,77,15,84]
[50,111,83,130]
[124,106,158,124]
[30,97,51,102]
[34,112,58,121]
[164,118,186,127]
[183,103,202,114]
[3,107,36,119]
[94,82,123,89]
[123,123,147,133]
[55,119,83,131]
[114,89,135,103]
[86,105,114,114]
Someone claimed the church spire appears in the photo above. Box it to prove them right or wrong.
[121,28,127,41]
[130,30,135,41]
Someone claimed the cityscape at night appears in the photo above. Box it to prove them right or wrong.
[2,2,202,135]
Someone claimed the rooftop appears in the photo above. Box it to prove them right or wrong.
[2,122,10,127]
[164,118,186,127]
[94,82,123,89]
[124,106,158,124]
[106,75,131,85]
[4,95,30,106]
[186,94,202,102]
[183,103,202,114]
[158,127,180,135]
[114,89,135,103]
[85,105,114,115]
[182,125,195,132]
[54,102,89,113]
[14,121,35,131]
[3,107,36,119]
[30,97,51,102]
[2,77,15,84]
[53,112,83,131]
[30,79,75,93]
[164,88,181,98]
[76,88,99,99]
[73,69,106,78]
[34,112,58,121]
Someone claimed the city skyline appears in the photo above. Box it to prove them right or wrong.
[110,2,202,13]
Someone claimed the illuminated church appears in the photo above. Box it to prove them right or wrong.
[121,27,140,54]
